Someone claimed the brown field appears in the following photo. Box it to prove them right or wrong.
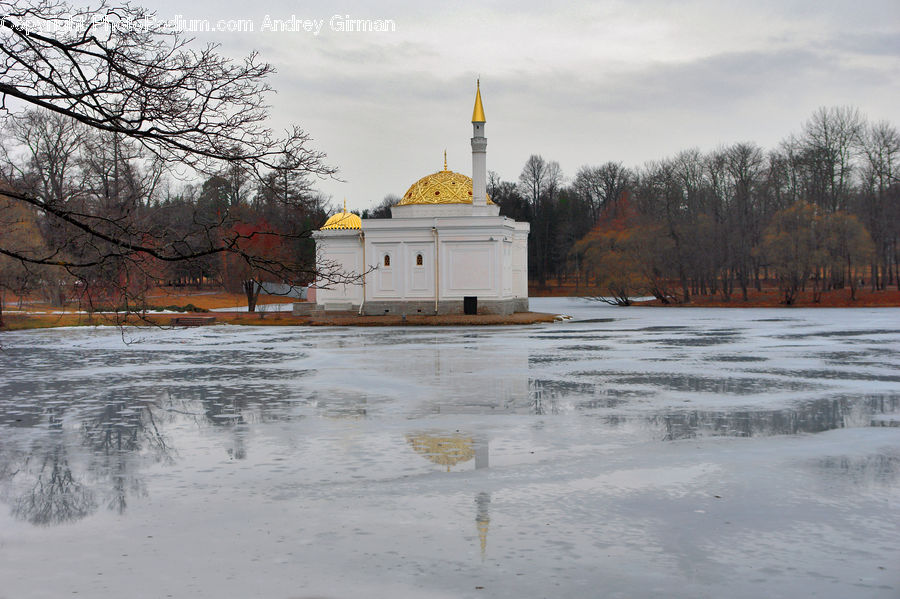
[0,287,296,331]
[142,289,297,310]
[2,288,296,312]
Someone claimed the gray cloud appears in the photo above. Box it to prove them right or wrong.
[140,0,900,211]
[831,32,900,57]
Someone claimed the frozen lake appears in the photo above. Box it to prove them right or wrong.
[1,297,898,599]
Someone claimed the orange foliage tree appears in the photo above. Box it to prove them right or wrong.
[221,218,293,311]
[570,196,678,304]
[760,203,876,304]
[759,202,822,305]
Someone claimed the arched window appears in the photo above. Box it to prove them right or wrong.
[383,254,390,267]
[416,253,423,266]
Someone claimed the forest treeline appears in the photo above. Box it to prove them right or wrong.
[0,110,330,312]
[481,106,897,304]
[0,0,341,323]
[0,2,896,316]
[3,104,897,313]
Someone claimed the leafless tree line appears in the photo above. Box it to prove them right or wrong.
[487,106,898,302]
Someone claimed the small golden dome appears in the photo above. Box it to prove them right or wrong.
[397,168,493,206]
[321,206,361,230]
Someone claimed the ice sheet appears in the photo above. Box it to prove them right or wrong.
[1,298,898,598]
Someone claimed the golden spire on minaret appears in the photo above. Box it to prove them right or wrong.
[472,78,486,123]
[343,198,347,212]
[443,149,448,171]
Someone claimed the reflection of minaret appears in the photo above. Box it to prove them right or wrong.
[228,425,247,460]
[474,435,489,469]
[475,492,491,559]
[471,79,487,207]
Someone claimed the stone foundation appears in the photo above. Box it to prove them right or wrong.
[358,298,524,316]
[311,297,528,316]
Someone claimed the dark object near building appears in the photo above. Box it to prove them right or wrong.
[464,296,478,315]
[171,316,216,327]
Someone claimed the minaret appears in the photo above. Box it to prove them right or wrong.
[471,79,487,206]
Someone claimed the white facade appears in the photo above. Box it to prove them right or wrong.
[315,212,528,315]
[312,83,529,315]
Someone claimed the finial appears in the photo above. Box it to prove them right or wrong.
[343,198,347,213]
[443,149,447,171]
[472,78,486,123]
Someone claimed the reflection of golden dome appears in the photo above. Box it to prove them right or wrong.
[321,208,361,230]
[397,168,493,206]
[407,433,475,470]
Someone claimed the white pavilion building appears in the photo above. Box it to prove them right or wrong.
[312,82,529,316]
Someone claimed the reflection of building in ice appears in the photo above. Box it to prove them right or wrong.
[407,433,473,472]
[406,432,489,472]
[402,341,531,415]
[404,432,493,558]
[225,425,248,460]
[475,435,489,469]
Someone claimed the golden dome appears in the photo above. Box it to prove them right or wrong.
[397,166,493,206]
[321,203,361,230]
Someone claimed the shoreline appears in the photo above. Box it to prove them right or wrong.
[305,311,558,326]
[629,287,900,308]
[0,310,559,331]
[529,286,900,308]
[5,287,900,332]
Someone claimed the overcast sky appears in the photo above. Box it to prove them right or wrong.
[148,0,899,213]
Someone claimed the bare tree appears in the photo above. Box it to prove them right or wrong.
[858,120,900,289]
[0,110,82,206]
[518,155,562,286]
[0,0,339,311]
[724,142,765,299]
[363,194,399,219]
[800,106,864,212]
[572,162,632,224]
